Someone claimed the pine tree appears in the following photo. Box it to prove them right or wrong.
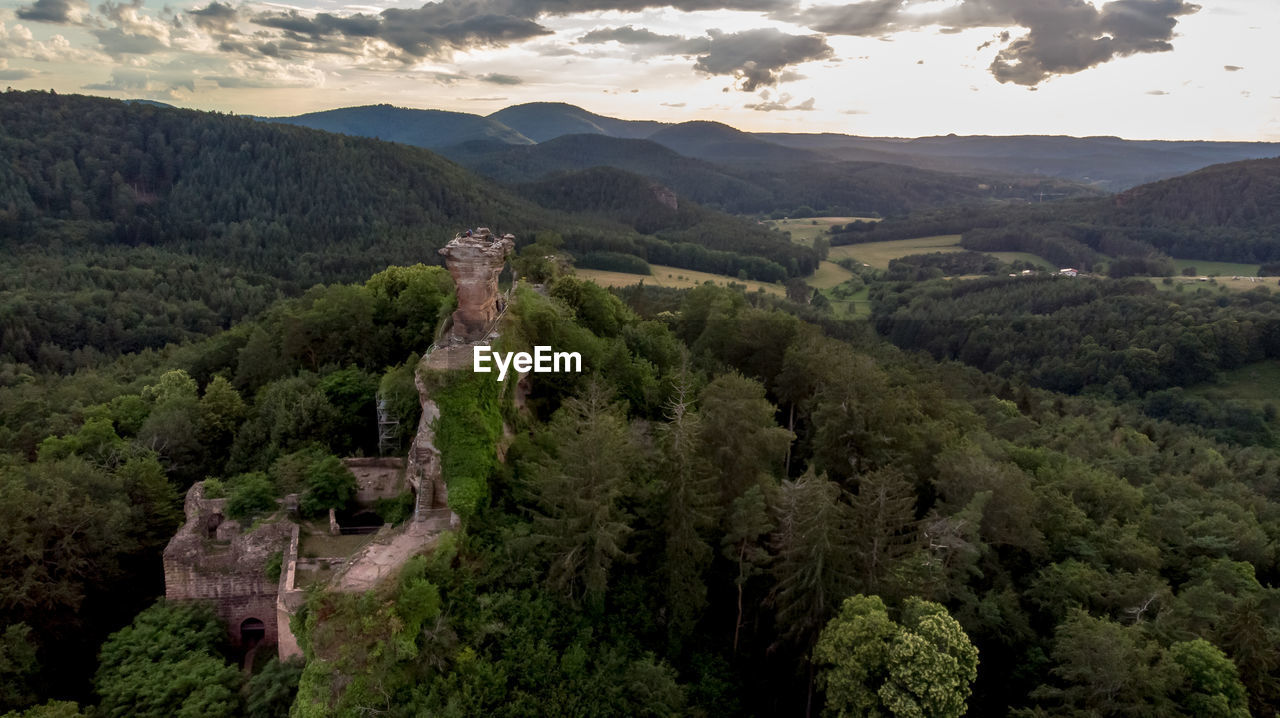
[658,373,715,650]
[525,380,637,607]
[769,470,856,651]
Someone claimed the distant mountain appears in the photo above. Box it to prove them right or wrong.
[757,133,1280,190]
[441,133,1099,216]
[647,121,823,164]
[261,101,1280,195]
[488,102,667,142]
[267,104,534,148]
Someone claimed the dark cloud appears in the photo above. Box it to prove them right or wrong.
[693,28,833,91]
[478,72,522,84]
[237,0,796,62]
[0,68,38,80]
[789,0,1200,86]
[187,2,238,33]
[1223,65,1243,71]
[15,0,86,24]
[249,5,551,61]
[784,0,907,36]
[1146,89,1169,95]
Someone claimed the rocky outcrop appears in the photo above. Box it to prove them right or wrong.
[438,229,514,343]
[650,183,678,211]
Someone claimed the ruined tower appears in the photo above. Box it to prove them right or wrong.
[438,228,514,343]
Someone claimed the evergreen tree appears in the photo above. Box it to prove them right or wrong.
[525,380,637,607]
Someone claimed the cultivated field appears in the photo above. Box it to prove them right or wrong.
[827,235,964,269]
[1171,258,1263,277]
[1152,276,1278,293]
[576,264,785,295]
[808,260,855,289]
[766,216,880,245]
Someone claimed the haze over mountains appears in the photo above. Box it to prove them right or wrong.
[269,102,1280,191]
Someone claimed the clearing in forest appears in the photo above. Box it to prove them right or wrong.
[576,263,785,295]
[766,216,880,245]
[827,235,964,269]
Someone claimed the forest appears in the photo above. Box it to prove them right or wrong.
[1,92,1278,718]
[833,158,1280,268]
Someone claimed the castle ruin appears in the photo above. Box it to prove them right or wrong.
[163,228,515,661]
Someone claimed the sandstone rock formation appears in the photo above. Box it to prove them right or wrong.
[438,228,514,343]
[650,183,678,211]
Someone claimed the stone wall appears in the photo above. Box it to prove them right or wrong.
[163,483,293,649]
[343,457,407,505]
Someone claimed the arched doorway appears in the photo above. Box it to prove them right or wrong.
[240,617,265,648]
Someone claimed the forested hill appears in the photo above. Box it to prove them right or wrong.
[269,104,535,148]
[441,133,1098,215]
[0,91,550,267]
[487,101,667,141]
[0,91,820,373]
[837,156,1280,265]
[1115,156,1280,228]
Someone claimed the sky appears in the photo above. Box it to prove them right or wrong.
[0,0,1276,140]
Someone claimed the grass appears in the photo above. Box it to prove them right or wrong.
[298,531,375,559]
[765,216,880,245]
[1171,258,1262,277]
[827,235,964,269]
[1186,360,1280,409]
[989,252,1056,270]
[1150,276,1278,293]
[808,260,855,289]
[576,264,785,296]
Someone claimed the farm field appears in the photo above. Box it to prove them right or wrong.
[766,216,880,245]
[827,235,964,269]
[1151,276,1278,293]
[1171,258,1262,277]
[808,260,854,289]
[576,264,785,295]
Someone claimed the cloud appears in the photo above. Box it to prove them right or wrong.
[15,0,88,24]
[249,5,551,61]
[744,89,815,111]
[186,2,238,34]
[788,0,1200,86]
[93,0,173,56]
[478,72,522,84]
[206,58,325,87]
[693,27,833,91]
[660,101,685,107]
[0,21,91,62]
[1223,65,1243,71]
[462,95,507,100]
[82,67,193,98]
[0,59,39,79]
[1145,89,1168,95]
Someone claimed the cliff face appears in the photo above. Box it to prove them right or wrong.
[438,230,514,343]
